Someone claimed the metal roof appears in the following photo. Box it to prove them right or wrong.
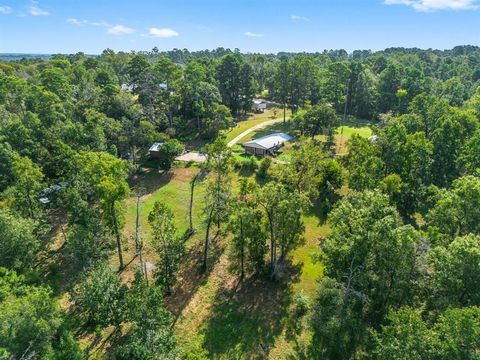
[368,135,379,143]
[149,142,164,152]
[243,132,293,150]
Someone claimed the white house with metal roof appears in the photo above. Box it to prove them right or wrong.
[243,132,293,156]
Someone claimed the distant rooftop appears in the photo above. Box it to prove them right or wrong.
[368,135,379,143]
[243,132,293,150]
[149,142,164,152]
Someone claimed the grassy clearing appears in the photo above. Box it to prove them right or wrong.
[292,208,328,296]
[111,116,372,358]
[124,166,206,240]
[336,125,372,138]
[112,165,208,280]
[239,119,371,159]
[241,118,371,145]
[223,109,291,143]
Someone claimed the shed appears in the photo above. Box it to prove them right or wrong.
[149,142,165,158]
[253,99,267,112]
[243,133,293,156]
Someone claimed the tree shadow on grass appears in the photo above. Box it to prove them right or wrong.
[165,235,226,322]
[201,261,302,359]
[305,202,328,226]
[129,168,171,196]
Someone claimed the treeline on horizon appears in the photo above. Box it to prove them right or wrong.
[3,44,480,61]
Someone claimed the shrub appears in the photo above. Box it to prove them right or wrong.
[71,264,127,329]
[257,157,272,179]
[246,156,259,171]
[293,293,310,317]
[233,156,258,172]
[155,139,185,170]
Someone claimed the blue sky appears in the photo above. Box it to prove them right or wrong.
[0,0,479,54]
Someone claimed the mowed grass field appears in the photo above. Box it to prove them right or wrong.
[223,108,291,143]
[114,117,372,359]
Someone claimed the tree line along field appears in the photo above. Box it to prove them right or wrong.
[1,46,480,359]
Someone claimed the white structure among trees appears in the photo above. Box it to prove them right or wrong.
[243,133,293,156]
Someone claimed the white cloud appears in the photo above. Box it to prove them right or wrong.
[91,21,109,27]
[29,3,49,16]
[67,18,85,25]
[67,18,110,27]
[0,6,12,14]
[244,31,264,37]
[148,27,179,38]
[383,0,479,11]
[291,15,310,21]
[108,24,135,35]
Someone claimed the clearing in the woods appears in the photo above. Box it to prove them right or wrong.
[105,112,371,359]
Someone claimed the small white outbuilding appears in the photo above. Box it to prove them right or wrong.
[148,142,165,158]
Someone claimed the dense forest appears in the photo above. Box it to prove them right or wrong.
[1,45,480,359]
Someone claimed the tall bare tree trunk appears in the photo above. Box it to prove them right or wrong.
[112,202,124,271]
[135,195,140,253]
[189,174,199,234]
[240,217,245,279]
[203,210,213,272]
[268,214,275,270]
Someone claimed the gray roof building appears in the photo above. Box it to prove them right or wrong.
[243,132,293,156]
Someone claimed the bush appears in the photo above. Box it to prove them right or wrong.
[155,139,185,170]
[71,264,127,329]
[233,156,258,172]
[257,157,272,179]
[293,293,310,317]
[246,156,259,171]
[0,209,40,271]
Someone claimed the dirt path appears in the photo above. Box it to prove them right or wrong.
[176,152,207,163]
[227,117,287,147]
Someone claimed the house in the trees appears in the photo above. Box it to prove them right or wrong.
[253,98,280,113]
[254,99,268,112]
[39,182,68,205]
[243,132,293,156]
[148,142,165,158]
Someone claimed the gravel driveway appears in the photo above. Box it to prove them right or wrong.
[226,117,287,147]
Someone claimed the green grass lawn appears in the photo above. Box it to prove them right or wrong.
[223,109,291,143]
[336,125,372,138]
[124,165,207,252]
[119,162,330,359]
[291,209,328,296]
